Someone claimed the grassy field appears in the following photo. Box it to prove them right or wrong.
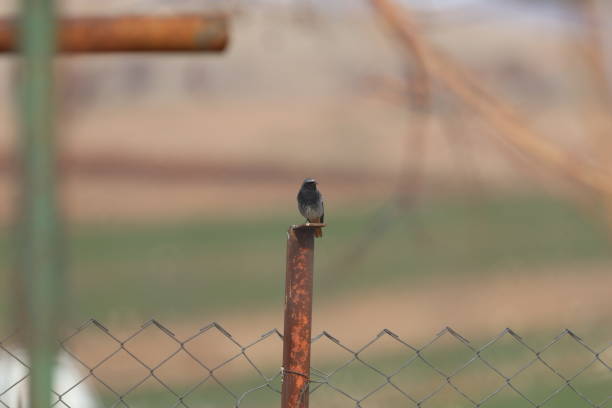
[1,193,610,407]
[92,366,609,408]
[67,193,612,322]
[1,193,612,326]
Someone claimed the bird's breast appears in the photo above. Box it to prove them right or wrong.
[299,202,323,219]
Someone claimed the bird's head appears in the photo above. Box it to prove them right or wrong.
[301,178,318,190]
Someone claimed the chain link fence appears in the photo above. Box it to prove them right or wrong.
[1,319,610,408]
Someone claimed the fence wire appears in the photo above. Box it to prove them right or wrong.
[0,320,610,408]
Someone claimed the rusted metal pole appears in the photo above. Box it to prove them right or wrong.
[0,15,228,53]
[282,223,324,408]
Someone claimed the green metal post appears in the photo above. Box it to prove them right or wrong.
[17,0,62,407]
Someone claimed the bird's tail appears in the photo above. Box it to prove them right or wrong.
[314,227,323,238]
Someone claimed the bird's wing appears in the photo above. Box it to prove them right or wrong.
[320,199,324,223]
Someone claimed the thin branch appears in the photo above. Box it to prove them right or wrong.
[578,0,612,169]
[369,0,612,197]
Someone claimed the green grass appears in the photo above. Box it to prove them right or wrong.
[91,369,609,408]
[1,193,611,327]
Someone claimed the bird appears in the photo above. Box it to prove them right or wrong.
[297,178,324,238]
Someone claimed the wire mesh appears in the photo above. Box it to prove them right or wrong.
[0,320,610,408]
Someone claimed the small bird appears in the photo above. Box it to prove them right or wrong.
[297,178,324,238]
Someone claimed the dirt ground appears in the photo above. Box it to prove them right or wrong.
[0,99,585,223]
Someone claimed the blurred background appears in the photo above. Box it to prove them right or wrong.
[0,0,611,407]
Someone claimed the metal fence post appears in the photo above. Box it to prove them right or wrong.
[17,0,62,407]
[282,224,323,408]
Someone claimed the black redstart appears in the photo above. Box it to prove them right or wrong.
[297,178,324,238]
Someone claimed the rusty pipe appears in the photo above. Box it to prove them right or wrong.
[0,15,228,53]
[281,223,324,408]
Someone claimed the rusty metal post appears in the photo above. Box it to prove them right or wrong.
[282,223,324,408]
[0,15,228,53]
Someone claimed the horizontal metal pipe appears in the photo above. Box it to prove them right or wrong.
[0,15,228,53]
